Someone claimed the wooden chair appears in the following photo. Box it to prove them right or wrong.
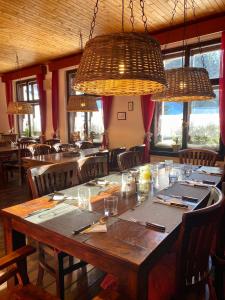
[117,151,139,171]
[28,144,52,156]
[178,148,217,166]
[78,156,108,183]
[108,148,126,171]
[79,141,95,149]
[45,138,61,146]
[0,245,59,300]
[148,187,224,300]
[129,144,145,164]
[27,162,85,299]
[211,187,225,300]
[27,162,81,198]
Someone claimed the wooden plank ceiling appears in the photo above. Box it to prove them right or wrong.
[0,0,225,73]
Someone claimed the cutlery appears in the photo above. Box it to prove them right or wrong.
[179,182,209,189]
[25,208,51,218]
[166,194,199,203]
[72,217,107,235]
[154,197,188,209]
[130,218,166,232]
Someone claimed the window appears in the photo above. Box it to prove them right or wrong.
[152,41,221,153]
[67,70,104,143]
[16,79,41,137]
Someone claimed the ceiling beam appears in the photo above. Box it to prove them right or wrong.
[151,12,225,45]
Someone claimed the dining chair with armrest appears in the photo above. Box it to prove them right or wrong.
[148,187,224,300]
[78,156,108,183]
[117,151,140,171]
[129,144,145,164]
[108,147,126,171]
[27,162,85,300]
[178,148,218,166]
[0,245,59,300]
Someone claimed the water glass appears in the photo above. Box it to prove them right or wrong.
[168,169,179,186]
[136,182,150,203]
[182,164,193,178]
[165,160,173,171]
[104,196,118,216]
[78,187,91,210]
[121,172,134,193]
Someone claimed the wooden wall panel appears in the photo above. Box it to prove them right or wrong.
[0,0,224,73]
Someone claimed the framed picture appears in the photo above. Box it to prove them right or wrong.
[117,112,126,120]
[128,101,134,111]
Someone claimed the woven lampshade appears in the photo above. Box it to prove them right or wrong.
[67,95,98,112]
[73,32,167,96]
[7,102,33,114]
[152,67,216,102]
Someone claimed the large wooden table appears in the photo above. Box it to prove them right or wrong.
[22,148,108,167]
[0,164,222,299]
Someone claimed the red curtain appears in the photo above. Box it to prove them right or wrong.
[51,70,59,138]
[141,95,155,163]
[219,31,225,145]
[37,73,47,141]
[102,96,113,148]
[5,80,14,130]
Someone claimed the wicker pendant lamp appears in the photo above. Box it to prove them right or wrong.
[152,0,215,102]
[7,102,33,114]
[73,0,166,96]
[67,95,98,112]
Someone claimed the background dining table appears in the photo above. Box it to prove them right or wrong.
[0,163,222,299]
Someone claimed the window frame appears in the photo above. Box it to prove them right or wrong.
[150,38,223,158]
[16,77,40,137]
[66,69,103,144]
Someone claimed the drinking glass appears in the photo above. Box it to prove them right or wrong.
[168,169,179,186]
[136,182,150,203]
[165,160,173,171]
[78,187,91,210]
[182,164,193,178]
[104,196,118,216]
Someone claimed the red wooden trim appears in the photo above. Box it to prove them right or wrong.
[48,52,82,71]
[152,13,225,45]
[1,65,47,82]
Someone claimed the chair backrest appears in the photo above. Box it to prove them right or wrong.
[79,141,95,149]
[117,151,139,171]
[178,148,217,166]
[129,144,145,164]
[17,140,37,149]
[175,187,224,297]
[27,162,80,199]
[109,147,126,171]
[45,138,61,146]
[78,156,108,183]
[28,144,52,156]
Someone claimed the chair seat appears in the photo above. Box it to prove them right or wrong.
[0,283,59,300]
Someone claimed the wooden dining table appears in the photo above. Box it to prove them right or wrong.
[0,164,222,299]
[21,147,109,168]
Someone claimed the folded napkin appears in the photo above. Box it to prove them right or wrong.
[90,185,120,203]
[81,223,107,233]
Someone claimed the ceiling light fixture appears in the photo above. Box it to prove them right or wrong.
[73,0,167,96]
[152,0,215,102]
[67,95,98,112]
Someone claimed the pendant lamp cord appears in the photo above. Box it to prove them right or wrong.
[140,0,148,33]
[191,0,206,68]
[164,0,179,51]
[182,0,187,68]
[129,0,134,32]
[122,0,125,32]
[89,0,99,40]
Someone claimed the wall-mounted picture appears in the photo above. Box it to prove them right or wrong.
[128,101,134,111]
[117,112,126,120]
